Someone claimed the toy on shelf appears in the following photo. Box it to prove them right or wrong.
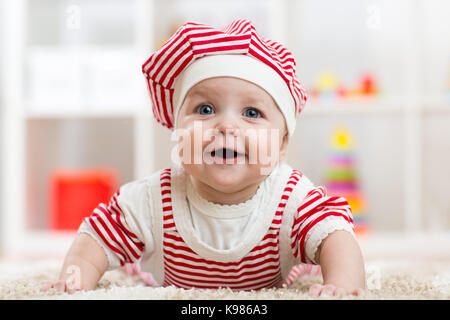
[359,73,378,96]
[310,71,379,102]
[311,71,340,101]
[318,71,339,96]
[49,168,119,231]
[323,127,370,237]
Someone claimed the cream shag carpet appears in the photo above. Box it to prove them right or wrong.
[0,259,449,300]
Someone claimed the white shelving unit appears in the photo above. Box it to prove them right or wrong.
[1,0,156,259]
[1,0,449,259]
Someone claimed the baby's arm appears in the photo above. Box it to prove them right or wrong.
[41,180,151,294]
[41,233,108,294]
[309,230,365,297]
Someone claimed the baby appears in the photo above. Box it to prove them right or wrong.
[42,19,365,297]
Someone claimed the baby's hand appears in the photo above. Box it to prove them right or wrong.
[308,284,364,298]
[40,279,82,295]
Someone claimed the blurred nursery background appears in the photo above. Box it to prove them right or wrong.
[0,0,449,262]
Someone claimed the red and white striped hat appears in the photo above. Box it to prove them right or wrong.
[142,19,307,137]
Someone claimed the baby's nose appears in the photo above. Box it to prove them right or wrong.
[216,113,240,136]
[216,120,240,136]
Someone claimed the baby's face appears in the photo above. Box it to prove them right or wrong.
[175,77,288,195]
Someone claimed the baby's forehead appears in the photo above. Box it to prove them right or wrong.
[186,77,275,103]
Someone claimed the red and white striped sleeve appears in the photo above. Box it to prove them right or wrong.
[78,181,148,269]
[290,186,354,265]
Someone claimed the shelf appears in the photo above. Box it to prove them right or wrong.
[303,97,405,116]
[303,97,450,116]
[24,104,150,119]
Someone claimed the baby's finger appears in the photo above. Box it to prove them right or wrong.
[66,281,82,294]
[54,281,65,292]
[350,288,365,296]
[334,287,347,297]
[40,281,52,292]
[66,286,80,294]
[320,284,336,297]
[308,284,323,297]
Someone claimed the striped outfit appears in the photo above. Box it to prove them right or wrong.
[79,162,354,290]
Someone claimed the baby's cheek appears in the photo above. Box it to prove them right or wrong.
[246,134,259,164]
[178,127,216,165]
[177,130,196,165]
[256,129,282,164]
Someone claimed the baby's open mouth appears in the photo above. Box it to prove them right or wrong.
[211,148,244,159]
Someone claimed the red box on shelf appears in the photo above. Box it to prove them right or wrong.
[49,168,119,231]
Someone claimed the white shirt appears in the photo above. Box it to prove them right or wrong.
[186,168,268,251]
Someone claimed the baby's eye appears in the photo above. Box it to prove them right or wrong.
[243,108,261,119]
[197,104,215,115]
